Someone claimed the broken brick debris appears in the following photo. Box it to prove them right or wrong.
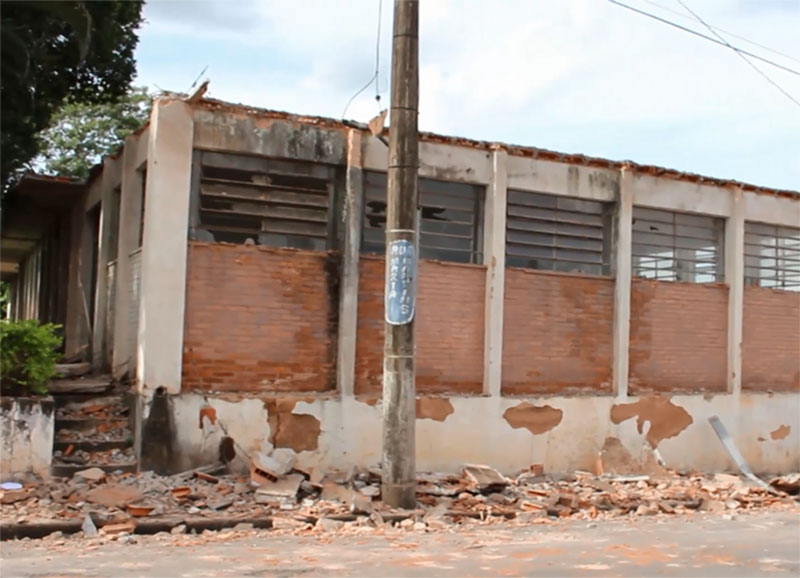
[2,459,798,541]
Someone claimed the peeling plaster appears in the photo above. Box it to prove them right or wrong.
[415,397,454,422]
[610,396,693,447]
[770,425,791,440]
[503,402,563,434]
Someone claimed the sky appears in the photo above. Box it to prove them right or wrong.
[134,0,800,191]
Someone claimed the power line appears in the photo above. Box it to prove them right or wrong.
[342,0,384,119]
[673,0,800,108]
[639,0,800,65]
[607,0,800,77]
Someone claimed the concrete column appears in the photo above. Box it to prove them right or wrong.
[482,149,508,397]
[111,137,145,379]
[91,157,122,371]
[137,98,194,396]
[337,129,364,397]
[725,187,745,395]
[612,168,634,398]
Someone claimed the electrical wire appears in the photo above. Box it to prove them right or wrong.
[673,0,800,108]
[607,0,800,77]
[342,0,384,119]
[639,0,800,65]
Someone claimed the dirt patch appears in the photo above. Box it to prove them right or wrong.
[770,425,791,440]
[610,396,693,447]
[416,398,454,422]
[503,402,563,434]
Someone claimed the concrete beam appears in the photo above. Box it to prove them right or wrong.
[363,135,493,184]
[336,129,364,397]
[506,157,619,202]
[632,174,733,217]
[725,188,745,395]
[137,98,194,396]
[192,110,347,166]
[612,168,634,398]
[482,150,508,397]
[743,191,800,228]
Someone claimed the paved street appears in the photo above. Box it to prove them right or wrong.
[2,511,799,577]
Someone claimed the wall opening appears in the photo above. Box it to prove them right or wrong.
[632,207,724,283]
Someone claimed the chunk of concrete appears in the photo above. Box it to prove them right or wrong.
[462,464,508,493]
[254,473,304,504]
[74,468,106,483]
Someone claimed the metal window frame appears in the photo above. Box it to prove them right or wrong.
[744,222,800,291]
[189,150,337,251]
[505,189,612,276]
[632,207,724,283]
[361,171,484,264]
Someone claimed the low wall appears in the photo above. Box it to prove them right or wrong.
[0,397,54,478]
[153,391,799,476]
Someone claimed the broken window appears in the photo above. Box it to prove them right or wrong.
[193,151,335,251]
[632,208,724,283]
[505,190,612,275]
[362,172,483,264]
[744,223,800,291]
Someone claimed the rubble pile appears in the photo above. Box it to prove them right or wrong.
[1,455,798,537]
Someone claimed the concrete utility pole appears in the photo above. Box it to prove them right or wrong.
[382,0,419,510]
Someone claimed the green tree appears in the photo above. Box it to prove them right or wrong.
[36,87,152,180]
[1,0,144,191]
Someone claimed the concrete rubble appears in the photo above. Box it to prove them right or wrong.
[1,455,798,541]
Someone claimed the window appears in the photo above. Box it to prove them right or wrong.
[744,223,800,291]
[362,172,483,264]
[505,190,611,275]
[137,169,147,248]
[632,208,724,283]
[194,151,335,251]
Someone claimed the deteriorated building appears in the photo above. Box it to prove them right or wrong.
[3,93,799,474]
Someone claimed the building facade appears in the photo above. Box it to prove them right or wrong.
[5,93,799,475]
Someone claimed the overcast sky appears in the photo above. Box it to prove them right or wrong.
[134,0,800,191]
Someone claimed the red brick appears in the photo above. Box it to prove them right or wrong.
[355,256,485,394]
[502,268,613,394]
[629,279,727,394]
[742,286,800,392]
[182,242,337,393]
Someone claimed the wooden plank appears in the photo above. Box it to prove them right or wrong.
[261,219,328,238]
[200,151,334,181]
[201,177,328,197]
[200,204,327,223]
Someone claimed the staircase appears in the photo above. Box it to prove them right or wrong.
[50,377,138,478]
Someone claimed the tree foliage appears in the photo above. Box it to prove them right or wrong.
[36,87,152,180]
[1,0,144,191]
[0,320,63,396]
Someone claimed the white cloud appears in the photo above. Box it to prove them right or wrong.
[136,0,800,189]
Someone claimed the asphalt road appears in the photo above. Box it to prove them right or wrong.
[1,510,798,577]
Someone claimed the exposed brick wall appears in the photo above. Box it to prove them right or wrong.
[355,256,485,395]
[629,279,728,394]
[502,269,614,395]
[742,286,800,392]
[182,242,338,392]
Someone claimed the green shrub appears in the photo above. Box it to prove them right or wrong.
[0,320,62,395]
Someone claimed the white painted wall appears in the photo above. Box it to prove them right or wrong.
[169,392,799,476]
[0,399,54,479]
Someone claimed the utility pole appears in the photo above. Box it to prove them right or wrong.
[382,0,419,510]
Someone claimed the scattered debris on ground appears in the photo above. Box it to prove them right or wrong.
[2,449,798,541]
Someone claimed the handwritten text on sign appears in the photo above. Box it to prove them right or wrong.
[385,239,417,325]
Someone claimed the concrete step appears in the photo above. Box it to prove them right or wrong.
[50,462,138,478]
[53,439,133,453]
[54,417,129,433]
